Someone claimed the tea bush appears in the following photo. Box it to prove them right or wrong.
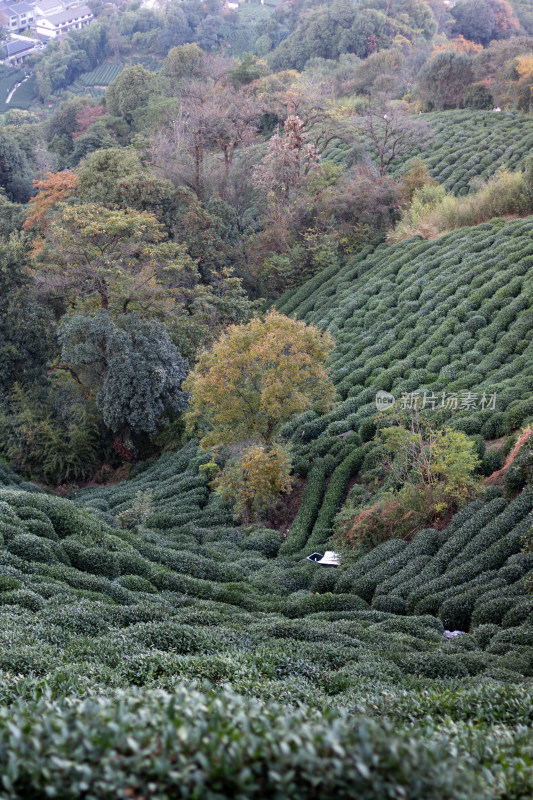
[278,217,533,481]
[2,198,533,800]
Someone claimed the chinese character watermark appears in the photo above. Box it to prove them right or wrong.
[376,389,497,412]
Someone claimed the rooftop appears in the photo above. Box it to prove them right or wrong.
[39,4,92,24]
[5,37,35,54]
[1,1,34,13]
[34,0,64,11]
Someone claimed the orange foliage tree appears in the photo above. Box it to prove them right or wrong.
[432,35,483,57]
[23,171,79,246]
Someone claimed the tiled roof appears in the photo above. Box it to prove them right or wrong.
[39,4,91,24]
[3,1,34,12]
[5,38,34,54]
[34,0,64,10]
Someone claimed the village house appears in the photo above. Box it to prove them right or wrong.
[1,33,42,63]
[0,1,34,32]
[34,1,92,38]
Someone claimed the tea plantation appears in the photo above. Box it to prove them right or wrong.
[2,218,533,796]
[403,110,533,195]
[0,428,533,795]
[322,110,533,194]
[278,216,533,478]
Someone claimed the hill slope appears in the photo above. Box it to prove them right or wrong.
[1,218,533,795]
[0,442,532,794]
[323,110,533,193]
[278,216,533,467]
[404,110,533,194]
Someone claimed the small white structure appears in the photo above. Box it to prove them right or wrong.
[34,3,92,38]
[307,551,341,567]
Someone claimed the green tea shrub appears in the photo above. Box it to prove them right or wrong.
[280,461,326,555]
[0,575,21,592]
[7,534,59,565]
[309,568,339,594]
[497,648,533,677]
[473,624,500,649]
[501,598,533,628]
[472,597,518,627]
[487,625,533,655]
[242,529,284,558]
[115,551,152,578]
[481,450,502,476]
[372,595,406,614]
[359,418,376,442]
[335,539,407,594]
[0,589,43,612]
[116,575,157,593]
[396,652,473,679]
[0,521,23,543]
[0,686,492,799]
[283,592,368,618]
[439,593,478,631]
[306,449,363,549]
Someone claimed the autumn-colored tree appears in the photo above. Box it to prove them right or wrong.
[516,53,533,84]
[514,53,533,111]
[488,0,520,39]
[215,443,293,523]
[451,0,519,44]
[36,201,252,359]
[184,310,336,448]
[72,104,106,139]
[352,101,432,176]
[432,34,484,56]
[152,55,263,197]
[23,171,79,253]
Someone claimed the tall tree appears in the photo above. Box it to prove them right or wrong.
[23,171,79,242]
[417,50,474,109]
[35,204,193,317]
[58,311,188,437]
[0,131,33,203]
[184,310,336,448]
[352,101,432,176]
[254,115,320,203]
[106,65,153,126]
[151,56,262,197]
[0,234,53,391]
[451,0,519,44]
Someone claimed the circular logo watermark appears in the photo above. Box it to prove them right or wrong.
[375,390,396,411]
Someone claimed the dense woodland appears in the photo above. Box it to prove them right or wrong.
[0,0,533,796]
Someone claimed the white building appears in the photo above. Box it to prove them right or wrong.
[0,2,35,32]
[34,3,92,37]
[34,0,70,15]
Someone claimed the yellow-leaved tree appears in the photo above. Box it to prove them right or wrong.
[215,444,293,523]
[184,310,336,521]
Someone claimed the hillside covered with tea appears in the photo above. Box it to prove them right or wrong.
[1,0,533,795]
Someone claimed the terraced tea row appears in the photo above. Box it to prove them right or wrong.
[278,216,533,476]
